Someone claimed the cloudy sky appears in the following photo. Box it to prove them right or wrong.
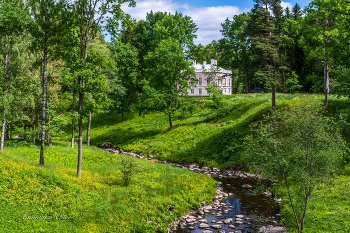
[120,0,311,45]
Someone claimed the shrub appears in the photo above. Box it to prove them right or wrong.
[118,156,143,187]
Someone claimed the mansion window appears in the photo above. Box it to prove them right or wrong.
[199,77,202,85]
[199,89,202,96]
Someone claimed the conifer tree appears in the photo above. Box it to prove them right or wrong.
[246,0,281,110]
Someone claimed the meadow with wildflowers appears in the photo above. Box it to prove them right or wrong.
[2,94,350,232]
[0,141,217,232]
[67,94,329,167]
[60,93,349,232]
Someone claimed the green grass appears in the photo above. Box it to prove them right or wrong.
[279,165,350,232]
[64,93,326,167]
[62,93,349,233]
[0,141,217,233]
[3,93,350,233]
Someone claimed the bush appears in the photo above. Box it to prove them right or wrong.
[119,156,143,186]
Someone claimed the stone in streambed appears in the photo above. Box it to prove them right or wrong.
[210,225,222,229]
[215,230,225,233]
[257,225,287,233]
[242,184,253,189]
[199,223,210,229]
[224,218,233,224]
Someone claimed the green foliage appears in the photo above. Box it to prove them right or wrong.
[205,84,225,120]
[143,38,195,127]
[0,141,217,232]
[286,71,303,93]
[119,156,143,186]
[244,104,347,232]
[306,74,324,93]
[62,94,329,167]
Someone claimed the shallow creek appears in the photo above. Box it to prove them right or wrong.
[177,177,281,233]
[101,145,283,233]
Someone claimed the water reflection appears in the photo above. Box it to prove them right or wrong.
[177,177,281,233]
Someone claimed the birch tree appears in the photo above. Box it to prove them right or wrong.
[0,0,30,152]
[70,0,135,177]
[301,0,347,109]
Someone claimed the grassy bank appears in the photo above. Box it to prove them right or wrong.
[60,93,348,233]
[3,93,350,232]
[66,93,326,168]
[279,164,350,232]
[0,141,217,233]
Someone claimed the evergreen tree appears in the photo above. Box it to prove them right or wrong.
[247,0,281,110]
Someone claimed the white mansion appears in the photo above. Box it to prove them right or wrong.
[189,59,232,96]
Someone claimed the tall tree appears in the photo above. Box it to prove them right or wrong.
[29,0,65,165]
[0,0,30,152]
[131,11,197,79]
[143,39,195,128]
[247,0,281,110]
[70,0,135,177]
[220,13,255,94]
[109,40,139,122]
[300,0,346,109]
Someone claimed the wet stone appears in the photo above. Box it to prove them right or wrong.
[224,218,233,224]
[199,223,210,229]
[210,225,222,229]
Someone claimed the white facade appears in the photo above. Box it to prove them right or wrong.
[189,59,232,96]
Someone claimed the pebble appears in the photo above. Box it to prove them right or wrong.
[210,224,222,229]
[199,223,210,229]
[224,218,233,224]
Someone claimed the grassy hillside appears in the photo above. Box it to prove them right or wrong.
[3,93,349,233]
[66,94,328,167]
[60,93,349,233]
[0,141,217,233]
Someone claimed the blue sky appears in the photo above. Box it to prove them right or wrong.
[174,0,311,10]
[120,0,313,45]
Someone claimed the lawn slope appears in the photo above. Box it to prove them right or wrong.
[0,141,217,233]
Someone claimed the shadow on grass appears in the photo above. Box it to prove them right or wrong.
[172,101,288,167]
[89,127,163,147]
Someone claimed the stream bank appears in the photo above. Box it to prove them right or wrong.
[102,143,286,233]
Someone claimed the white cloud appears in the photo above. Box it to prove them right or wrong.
[120,0,294,45]
[183,6,249,45]
[281,1,293,11]
[121,0,190,21]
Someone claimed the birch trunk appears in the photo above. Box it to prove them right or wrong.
[86,112,91,146]
[1,54,8,153]
[283,70,286,94]
[77,39,89,177]
[283,48,287,94]
[40,10,49,166]
[324,37,329,110]
[71,83,75,148]
[0,118,5,153]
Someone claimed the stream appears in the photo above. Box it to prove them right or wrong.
[177,177,282,233]
[101,145,283,233]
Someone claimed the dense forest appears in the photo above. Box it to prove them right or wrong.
[1,1,350,232]
[1,0,350,173]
